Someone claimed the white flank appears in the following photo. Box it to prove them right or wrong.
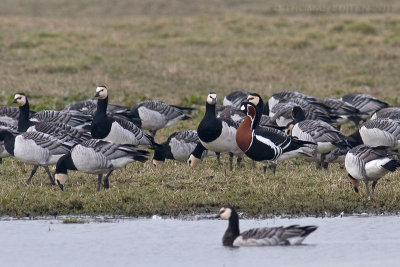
[71,145,110,174]
[104,122,139,145]
[365,158,392,180]
[14,136,50,165]
[110,157,134,169]
[316,142,336,154]
[360,127,397,148]
[138,107,167,131]
[201,122,242,155]
[345,152,363,180]
[169,138,196,162]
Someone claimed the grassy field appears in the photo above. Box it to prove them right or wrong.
[1,1,400,217]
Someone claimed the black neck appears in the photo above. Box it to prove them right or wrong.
[95,96,108,115]
[18,100,31,132]
[223,209,240,246]
[191,142,206,159]
[56,153,77,174]
[347,129,363,147]
[197,102,222,142]
[292,106,306,123]
[153,146,166,161]
[0,131,15,155]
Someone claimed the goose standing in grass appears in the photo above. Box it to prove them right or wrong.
[358,119,400,150]
[217,207,317,247]
[345,145,400,199]
[91,86,153,146]
[129,99,192,137]
[0,130,73,184]
[341,93,389,122]
[152,130,214,168]
[288,106,351,169]
[55,139,148,191]
[236,101,314,173]
[193,92,243,171]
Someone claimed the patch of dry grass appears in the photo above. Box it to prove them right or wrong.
[0,1,400,217]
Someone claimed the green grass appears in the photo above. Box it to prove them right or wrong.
[0,0,400,217]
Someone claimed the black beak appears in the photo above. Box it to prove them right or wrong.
[94,92,100,98]
[57,180,64,191]
[354,187,359,193]
[12,99,17,104]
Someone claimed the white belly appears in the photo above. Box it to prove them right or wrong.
[200,123,242,155]
[138,107,167,131]
[365,158,391,180]
[103,122,138,145]
[14,136,51,165]
[345,152,363,181]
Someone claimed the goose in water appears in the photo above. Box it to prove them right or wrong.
[218,207,317,247]
[129,100,192,137]
[345,145,400,199]
[194,92,244,171]
[91,86,153,147]
[55,139,148,191]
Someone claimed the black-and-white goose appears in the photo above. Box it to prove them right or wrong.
[223,91,252,108]
[371,107,400,120]
[194,92,244,171]
[91,86,153,146]
[345,145,400,199]
[289,106,350,169]
[267,91,316,114]
[129,100,192,137]
[341,93,389,121]
[0,130,73,184]
[359,119,400,150]
[218,207,317,247]
[55,139,148,191]
[152,130,214,168]
[236,98,314,170]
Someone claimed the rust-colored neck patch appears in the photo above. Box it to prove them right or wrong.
[236,116,253,152]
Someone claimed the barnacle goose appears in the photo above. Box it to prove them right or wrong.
[371,107,400,120]
[223,91,252,108]
[268,91,316,114]
[129,99,192,137]
[345,145,400,199]
[317,97,365,127]
[218,207,317,247]
[288,106,350,169]
[91,86,153,146]
[0,130,73,184]
[359,119,400,150]
[55,139,148,191]
[152,130,214,168]
[194,92,244,171]
[341,93,389,121]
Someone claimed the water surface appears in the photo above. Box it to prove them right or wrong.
[1,215,399,267]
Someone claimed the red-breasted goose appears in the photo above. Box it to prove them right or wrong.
[195,92,244,171]
[152,130,214,168]
[55,139,148,191]
[236,99,314,170]
[218,207,317,247]
[91,86,153,147]
[345,145,400,199]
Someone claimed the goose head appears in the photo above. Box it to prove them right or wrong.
[187,154,201,167]
[207,92,217,105]
[152,148,165,168]
[13,93,27,106]
[347,174,360,193]
[55,173,69,191]
[217,207,233,219]
[94,86,108,99]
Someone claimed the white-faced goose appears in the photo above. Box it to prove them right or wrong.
[194,92,244,171]
[267,91,316,114]
[236,98,314,172]
[55,139,148,191]
[152,130,214,168]
[129,100,192,137]
[289,106,351,169]
[91,86,153,146]
[359,119,400,150]
[218,207,317,247]
[0,130,73,184]
[371,107,400,120]
[341,93,389,121]
[345,145,400,199]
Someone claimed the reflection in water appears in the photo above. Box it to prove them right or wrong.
[1,215,400,267]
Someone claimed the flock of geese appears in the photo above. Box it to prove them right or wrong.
[1,86,400,246]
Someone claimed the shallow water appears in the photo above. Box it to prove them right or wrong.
[1,215,400,267]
